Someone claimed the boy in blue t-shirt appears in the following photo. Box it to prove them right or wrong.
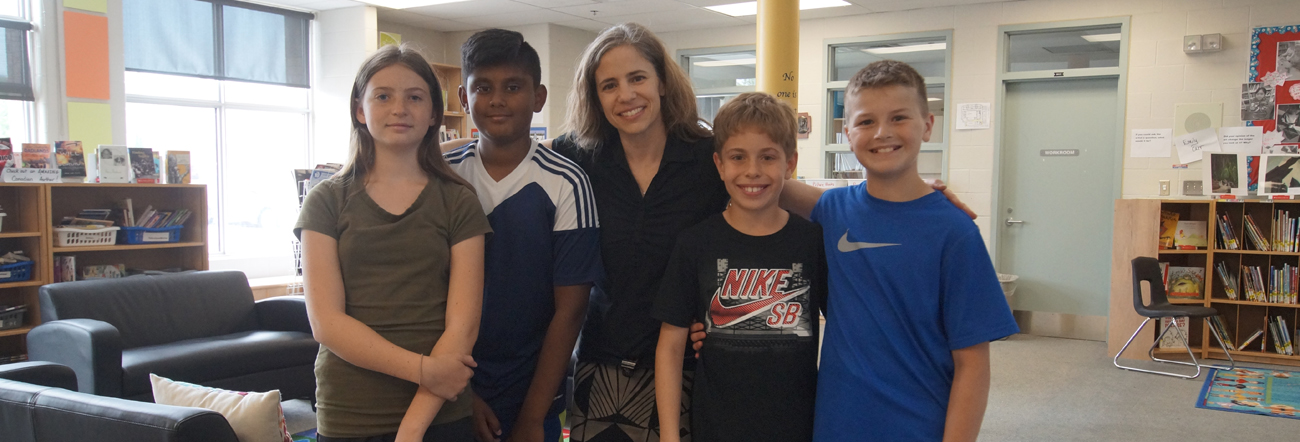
[444,29,602,442]
[805,60,1018,441]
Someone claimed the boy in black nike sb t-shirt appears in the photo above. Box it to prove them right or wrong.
[652,92,827,442]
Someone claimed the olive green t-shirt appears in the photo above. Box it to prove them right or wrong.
[294,177,491,438]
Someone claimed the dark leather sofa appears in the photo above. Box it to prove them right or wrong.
[28,270,317,401]
[0,361,240,442]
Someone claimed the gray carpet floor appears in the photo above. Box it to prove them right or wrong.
[282,334,1300,439]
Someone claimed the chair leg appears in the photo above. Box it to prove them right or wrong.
[1113,317,1204,379]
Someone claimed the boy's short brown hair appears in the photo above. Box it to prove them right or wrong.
[713,92,797,157]
[846,60,929,113]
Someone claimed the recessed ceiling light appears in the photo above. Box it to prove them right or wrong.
[706,0,851,17]
[355,0,472,9]
[693,58,757,67]
[927,97,941,101]
[862,42,947,54]
[1081,33,1121,42]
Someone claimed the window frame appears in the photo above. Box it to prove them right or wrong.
[822,30,952,180]
[0,1,35,147]
[679,45,757,125]
[125,73,312,271]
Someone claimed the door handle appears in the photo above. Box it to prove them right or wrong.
[1005,218,1025,227]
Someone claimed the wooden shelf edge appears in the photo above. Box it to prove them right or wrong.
[1158,249,1208,254]
[0,280,43,290]
[1208,299,1300,307]
[0,326,32,338]
[0,232,41,239]
[1206,348,1300,361]
[53,241,205,253]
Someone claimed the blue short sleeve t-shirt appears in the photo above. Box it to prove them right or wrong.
[810,184,1018,442]
[446,142,603,428]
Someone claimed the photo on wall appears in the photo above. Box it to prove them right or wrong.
[1242,83,1276,121]
[1204,153,1246,195]
[1280,103,1300,144]
[1278,40,1300,80]
[1260,154,1300,195]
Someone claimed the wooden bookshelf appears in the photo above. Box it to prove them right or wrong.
[1110,198,1300,367]
[432,63,468,140]
[0,183,208,363]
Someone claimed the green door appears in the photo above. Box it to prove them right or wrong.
[998,78,1118,318]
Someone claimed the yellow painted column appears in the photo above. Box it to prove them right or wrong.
[756,0,798,109]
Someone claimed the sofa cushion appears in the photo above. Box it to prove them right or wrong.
[40,271,261,349]
[151,374,292,442]
[121,331,317,398]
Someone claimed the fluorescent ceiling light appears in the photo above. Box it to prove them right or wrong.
[927,97,941,101]
[1081,33,1121,42]
[355,0,471,9]
[707,0,851,17]
[694,58,757,67]
[862,42,947,54]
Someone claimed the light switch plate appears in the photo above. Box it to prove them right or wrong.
[1183,180,1203,196]
[1159,180,1170,196]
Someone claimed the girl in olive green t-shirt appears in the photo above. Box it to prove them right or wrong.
[295,44,491,442]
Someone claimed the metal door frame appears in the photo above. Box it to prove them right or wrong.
[991,17,1131,263]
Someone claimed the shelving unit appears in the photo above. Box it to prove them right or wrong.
[0,183,208,363]
[1110,198,1300,367]
[0,184,46,361]
[431,63,468,139]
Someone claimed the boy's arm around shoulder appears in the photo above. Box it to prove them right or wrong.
[655,323,689,442]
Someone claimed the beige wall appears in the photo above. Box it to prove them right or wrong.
[656,0,1300,245]
[377,21,453,64]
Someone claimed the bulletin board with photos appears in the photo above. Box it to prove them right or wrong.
[1246,25,1300,152]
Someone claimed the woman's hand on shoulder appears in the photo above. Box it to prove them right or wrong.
[927,179,977,220]
[421,353,478,401]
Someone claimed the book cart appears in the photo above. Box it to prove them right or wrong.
[0,183,208,364]
[1110,198,1300,367]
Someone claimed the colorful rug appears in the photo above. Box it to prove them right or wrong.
[291,429,316,442]
[1197,367,1300,419]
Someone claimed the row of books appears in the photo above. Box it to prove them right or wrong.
[1274,210,1300,252]
[114,198,191,229]
[0,138,190,184]
[1242,214,1271,251]
[1215,213,1240,250]
[1216,264,1300,304]
[1269,316,1295,355]
[53,256,125,282]
[1159,210,1209,249]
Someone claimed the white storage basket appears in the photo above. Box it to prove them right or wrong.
[54,226,120,247]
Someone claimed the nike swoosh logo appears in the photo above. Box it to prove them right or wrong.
[710,286,809,328]
[838,231,899,252]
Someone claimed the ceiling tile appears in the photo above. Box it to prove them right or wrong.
[512,0,601,7]
[798,4,871,19]
[402,0,539,19]
[672,0,744,7]
[458,9,585,28]
[553,0,694,18]
[298,0,367,11]
[552,18,613,32]
[618,9,748,33]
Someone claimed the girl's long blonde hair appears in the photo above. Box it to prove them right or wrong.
[563,22,710,151]
[336,44,471,190]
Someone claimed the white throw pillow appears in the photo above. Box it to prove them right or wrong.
[149,374,292,442]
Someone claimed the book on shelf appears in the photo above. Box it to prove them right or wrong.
[1239,328,1265,351]
[1210,316,1235,349]
[1269,264,1299,304]
[1243,214,1272,251]
[0,354,27,363]
[54,141,86,182]
[52,255,75,283]
[1214,261,1238,300]
[95,145,130,183]
[1276,210,1298,252]
[1166,266,1205,299]
[128,147,159,184]
[0,137,11,170]
[1160,210,1180,249]
[1279,316,1295,355]
[1174,220,1208,249]
[166,151,190,184]
[1215,213,1239,250]
[80,264,125,280]
[20,143,52,169]
[1159,316,1190,349]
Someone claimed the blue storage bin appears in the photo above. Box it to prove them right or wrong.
[119,226,183,244]
[0,261,33,283]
